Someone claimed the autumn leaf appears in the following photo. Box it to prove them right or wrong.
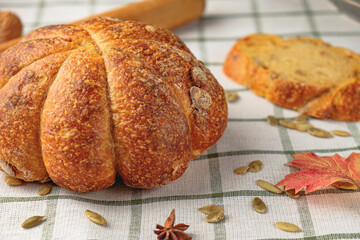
[276,152,360,194]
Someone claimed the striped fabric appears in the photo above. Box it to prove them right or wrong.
[0,0,360,239]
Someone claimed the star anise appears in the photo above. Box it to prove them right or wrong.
[154,209,192,240]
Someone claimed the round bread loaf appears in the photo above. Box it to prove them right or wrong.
[0,17,227,192]
[224,34,360,121]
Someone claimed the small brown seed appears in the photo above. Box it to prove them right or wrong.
[198,205,224,223]
[225,91,239,102]
[279,120,296,129]
[21,216,45,229]
[308,127,332,138]
[85,210,106,225]
[37,184,52,196]
[294,114,307,124]
[4,176,23,186]
[295,123,312,132]
[256,179,283,194]
[285,189,300,199]
[252,197,266,214]
[275,222,302,232]
[267,115,278,126]
[234,166,249,175]
[331,130,351,137]
[248,160,263,173]
[332,181,357,190]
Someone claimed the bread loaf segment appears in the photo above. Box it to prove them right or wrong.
[102,39,227,157]
[224,34,360,121]
[0,38,78,88]
[41,51,116,192]
[0,51,71,181]
[104,51,191,188]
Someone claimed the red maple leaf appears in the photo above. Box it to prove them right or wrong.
[276,152,360,194]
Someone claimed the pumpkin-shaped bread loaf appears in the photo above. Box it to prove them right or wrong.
[0,17,227,192]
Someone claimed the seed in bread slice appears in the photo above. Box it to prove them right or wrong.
[223,34,360,121]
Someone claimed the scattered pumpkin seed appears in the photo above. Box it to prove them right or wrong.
[267,115,278,126]
[234,166,249,175]
[37,184,52,196]
[294,114,307,124]
[85,210,106,225]
[275,222,302,232]
[21,216,45,229]
[225,91,239,102]
[307,127,332,138]
[332,181,357,191]
[0,160,15,176]
[279,120,296,129]
[256,179,283,194]
[198,205,224,223]
[252,197,266,214]
[295,123,312,132]
[4,176,23,186]
[331,130,351,137]
[284,189,300,199]
[248,160,263,173]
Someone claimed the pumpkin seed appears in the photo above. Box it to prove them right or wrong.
[225,91,239,102]
[4,176,23,186]
[85,210,106,225]
[0,160,15,176]
[267,115,278,126]
[256,179,283,194]
[294,114,307,124]
[275,222,302,232]
[332,181,357,190]
[331,130,351,137]
[279,120,296,129]
[307,127,332,138]
[248,160,263,173]
[234,166,249,175]
[252,197,266,214]
[285,189,300,199]
[295,123,312,132]
[21,216,45,229]
[198,205,224,223]
[37,184,52,196]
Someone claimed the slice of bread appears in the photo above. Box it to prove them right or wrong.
[223,34,360,121]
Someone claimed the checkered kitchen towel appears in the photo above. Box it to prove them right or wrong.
[0,0,360,239]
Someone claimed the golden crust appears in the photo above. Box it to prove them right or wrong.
[0,18,227,192]
[223,33,360,121]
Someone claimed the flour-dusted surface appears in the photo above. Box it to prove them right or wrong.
[0,0,359,239]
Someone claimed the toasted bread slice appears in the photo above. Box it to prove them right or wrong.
[224,34,360,121]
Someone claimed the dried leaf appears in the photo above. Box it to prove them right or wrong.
[277,152,360,194]
[276,222,302,232]
[198,205,224,223]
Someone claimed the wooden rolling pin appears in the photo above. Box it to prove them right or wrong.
[0,0,205,53]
